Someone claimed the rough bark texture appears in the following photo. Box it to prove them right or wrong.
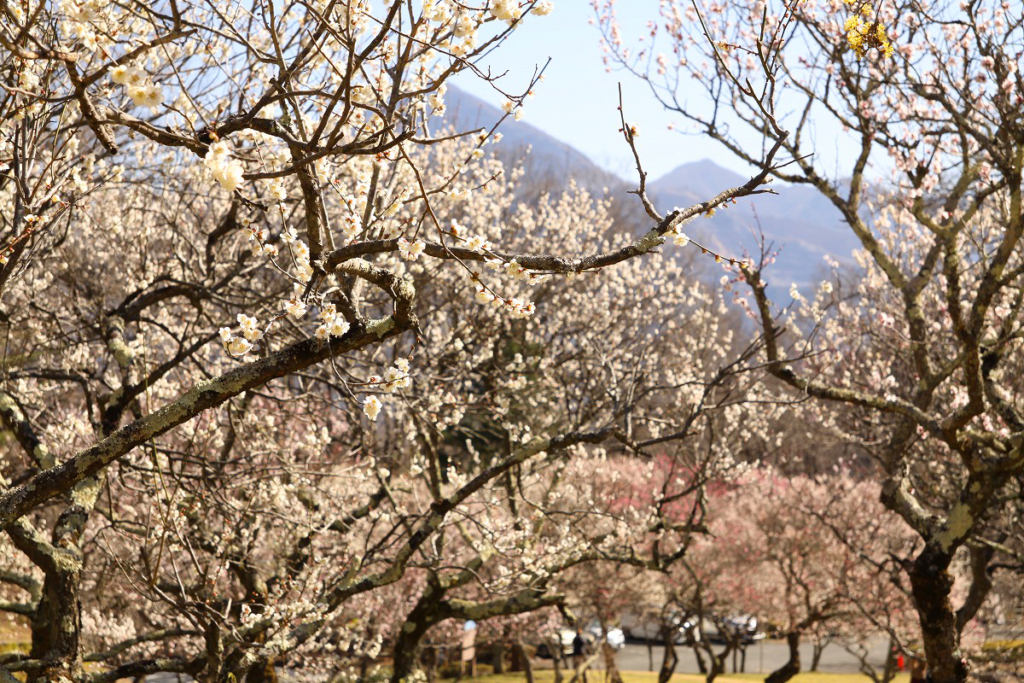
[909,545,969,683]
[391,605,433,683]
[703,636,731,683]
[880,640,898,683]
[811,640,825,672]
[492,642,506,674]
[765,632,801,683]
[513,641,535,683]
[551,640,564,683]
[688,638,707,674]
[27,550,83,682]
[658,627,679,683]
[602,639,624,683]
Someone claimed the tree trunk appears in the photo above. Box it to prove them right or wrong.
[492,642,506,674]
[881,638,898,683]
[765,632,801,683]
[513,641,535,683]
[706,642,729,683]
[28,556,84,683]
[510,642,523,671]
[552,641,564,683]
[245,658,278,683]
[908,545,969,683]
[425,647,438,683]
[811,639,825,672]
[658,627,678,683]
[11,498,97,683]
[390,575,445,683]
[242,623,278,683]
[392,643,421,683]
[487,643,503,675]
[602,641,624,683]
[690,641,707,674]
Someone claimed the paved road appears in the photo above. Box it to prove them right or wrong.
[145,637,895,681]
[536,636,892,675]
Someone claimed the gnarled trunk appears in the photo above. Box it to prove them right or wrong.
[513,641,535,683]
[601,640,624,683]
[11,488,98,683]
[765,632,801,683]
[811,638,826,672]
[880,638,899,683]
[28,553,84,683]
[658,626,678,683]
[551,638,565,683]
[491,641,506,674]
[688,638,707,674]
[908,545,969,683]
[392,621,431,683]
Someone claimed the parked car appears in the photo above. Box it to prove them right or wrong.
[620,611,691,644]
[535,622,626,658]
[693,615,765,645]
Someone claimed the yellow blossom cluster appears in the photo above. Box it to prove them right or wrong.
[843,1,894,58]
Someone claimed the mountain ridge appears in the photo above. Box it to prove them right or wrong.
[443,86,860,291]
[649,160,861,292]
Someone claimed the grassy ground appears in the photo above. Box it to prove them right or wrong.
[464,673,912,683]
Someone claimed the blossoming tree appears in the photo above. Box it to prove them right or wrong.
[599,0,1024,681]
[0,1,800,677]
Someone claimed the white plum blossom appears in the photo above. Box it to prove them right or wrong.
[225,336,253,357]
[283,298,307,318]
[505,260,529,280]
[267,179,288,201]
[532,1,554,16]
[204,141,245,192]
[398,237,425,261]
[490,0,522,23]
[362,396,382,421]
[505,297,535,319]
[454,14,477,37]
[448,186,472,202]
[329,317,350,337]
[237,314,263,342]
[128,83,163,111]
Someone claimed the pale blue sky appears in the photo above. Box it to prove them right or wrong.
[454,2,861,184]
[455,1,759,182]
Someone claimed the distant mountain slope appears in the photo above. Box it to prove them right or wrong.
[650,160,863,292]
[441,88,861,292]
[443,86,628,193]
